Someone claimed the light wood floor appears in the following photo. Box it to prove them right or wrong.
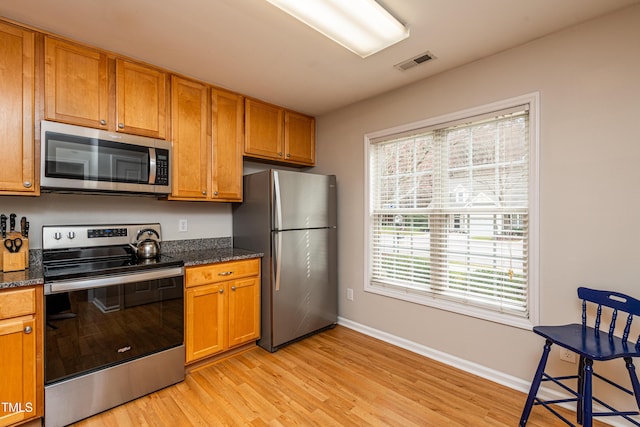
[72,325,601,426]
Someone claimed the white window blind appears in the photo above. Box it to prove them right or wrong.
[367,102,534,320]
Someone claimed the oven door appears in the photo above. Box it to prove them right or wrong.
[44,267,184,385]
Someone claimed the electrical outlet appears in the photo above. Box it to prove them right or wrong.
[178,219,188,233]
[559,348,576,363]
[346,288,354,301]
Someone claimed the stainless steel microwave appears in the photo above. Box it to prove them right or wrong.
[40,121,172,195]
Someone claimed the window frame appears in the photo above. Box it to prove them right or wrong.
[363,93,539,329]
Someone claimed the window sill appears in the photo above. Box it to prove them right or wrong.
[365,282,535,330]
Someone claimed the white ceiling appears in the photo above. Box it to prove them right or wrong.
[1,0,638,116]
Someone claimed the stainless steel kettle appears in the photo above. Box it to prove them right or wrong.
[129,228,160,259]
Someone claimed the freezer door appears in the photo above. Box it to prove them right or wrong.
[272,170,336,230]
[271,228,337,348]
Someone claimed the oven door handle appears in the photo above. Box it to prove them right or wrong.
[44,266,184,295]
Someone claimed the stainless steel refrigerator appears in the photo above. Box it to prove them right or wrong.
[233,169,337,352]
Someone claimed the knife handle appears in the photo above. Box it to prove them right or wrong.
[9,213,16,232]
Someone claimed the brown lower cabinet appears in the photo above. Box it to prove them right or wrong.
[0,287,43,427]
[185,259,260,364]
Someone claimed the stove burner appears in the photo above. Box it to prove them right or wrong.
[41,223,183,282]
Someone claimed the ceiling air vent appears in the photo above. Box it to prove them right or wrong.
[394,51,436,71]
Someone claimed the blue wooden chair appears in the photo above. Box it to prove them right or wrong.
[520,287,640,427]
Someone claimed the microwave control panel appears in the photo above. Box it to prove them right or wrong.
[155,149,169,186]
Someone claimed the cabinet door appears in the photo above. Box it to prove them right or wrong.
[0,22,36,195]
[0,317,36,426]
[227,277,260,348]
[211,89,244,201]
[170,76,210,200]
[185,283,226,363]
[45,37,109,129]
[244,99,283,161]
[284,111,316,166]
[116,59,168,139]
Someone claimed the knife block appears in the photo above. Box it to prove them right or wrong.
[1,233,29,272]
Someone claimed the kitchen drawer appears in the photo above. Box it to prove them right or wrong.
[0,287,35,320]
[186,259,260,288]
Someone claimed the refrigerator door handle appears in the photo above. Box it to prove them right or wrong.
[273,231,282,292]
[273,170,283,231]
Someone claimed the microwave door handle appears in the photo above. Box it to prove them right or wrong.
[149,147,157,184]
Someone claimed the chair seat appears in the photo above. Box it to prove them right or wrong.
[534,323,640,361]
[522,288,640,426]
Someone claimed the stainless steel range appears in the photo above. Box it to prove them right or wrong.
[42,223,184,427]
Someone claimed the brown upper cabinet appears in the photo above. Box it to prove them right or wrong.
[44,37,168,139]
[1,16,317,200]
[0,21,37,195]
[170,76,209,200]
[169,76,243,202]
[285,110,316,165]
[211,88,244,201]
[244,98,315,166]
[115,58,168,139]
[44,38,108,129]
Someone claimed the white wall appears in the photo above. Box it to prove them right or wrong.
[314,2,640,405]
[0,193,232,248]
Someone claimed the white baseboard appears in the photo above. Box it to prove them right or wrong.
[337,316,532,392]
[337,316,628,427]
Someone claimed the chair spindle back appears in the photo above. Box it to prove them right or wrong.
[578,287,640,347]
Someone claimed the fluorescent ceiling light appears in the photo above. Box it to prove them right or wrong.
[265,0,409,58]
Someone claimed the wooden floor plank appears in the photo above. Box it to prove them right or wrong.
[72,325,604,426]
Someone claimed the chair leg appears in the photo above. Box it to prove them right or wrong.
[582,359,594,427]
[577,356,585,425]
[624,357,640,411]
[520,339,553,426]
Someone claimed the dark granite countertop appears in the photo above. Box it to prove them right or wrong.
[0,265,45,289]
[177,247,262,267]
[161,237,262,267]
[1,238,262,290]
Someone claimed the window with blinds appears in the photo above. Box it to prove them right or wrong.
[365,95,538,326]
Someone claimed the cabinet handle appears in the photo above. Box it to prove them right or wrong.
[118,123,125,129]
[24,326,32,334]
[278,152,283,157]
[219,288,224,294]
[231,286,237,291]
[218,271,233,276]
[202,191,207,195]
[100,119,107,126]
[23,181,32,188]
[213,191,219,196]
[286,153,291,158]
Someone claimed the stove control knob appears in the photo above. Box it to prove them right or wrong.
[67,231,76,240]
[54,232,62,240]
